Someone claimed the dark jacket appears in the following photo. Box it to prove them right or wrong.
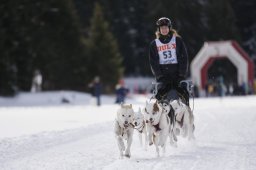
[149,34,189,83]
[93,82,102,97]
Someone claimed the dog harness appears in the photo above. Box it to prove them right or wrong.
[115,119,133,137]
[134,121,146,133]
[153,123,161,132]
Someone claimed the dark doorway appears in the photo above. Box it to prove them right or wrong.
[207,57,238,86]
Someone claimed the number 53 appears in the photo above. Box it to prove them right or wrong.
[163,51,172,59]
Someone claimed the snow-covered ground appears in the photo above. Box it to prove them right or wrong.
[0,91,256,170]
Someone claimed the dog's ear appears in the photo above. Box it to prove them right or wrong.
[129,104,132,108]
[121,102,124,108]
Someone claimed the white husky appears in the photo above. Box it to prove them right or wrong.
[133,108,148,150]
[143,100,170,157]
[170,100,195,140]
[114,104,135,158]
[158,101,178,147]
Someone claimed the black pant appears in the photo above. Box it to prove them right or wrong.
[155,81,189,106]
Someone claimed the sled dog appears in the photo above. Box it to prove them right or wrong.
[158,101,177,147]
[133,108,148,150]
[170,99,195,140]
[143,100,170,157]
[114,103,135,158]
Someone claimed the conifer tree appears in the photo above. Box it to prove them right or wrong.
[231,0,256,62]
[204,0,241,41]
[74,0,151,76]
[85,2,123,92]
[0,0,89,94]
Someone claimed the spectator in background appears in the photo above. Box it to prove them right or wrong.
[241,81,247,95]
[115,79,129,104]
[208,83,214,97]
[204,83,209,97]
[31,69,43,93]
[248,81,253,95]
[217,76,226,97]
[253,80,256,94]
[193,84,199,98]
[88,76,102,106]
[227,83,234,96]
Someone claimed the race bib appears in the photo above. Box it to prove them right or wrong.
[155,36,178,64]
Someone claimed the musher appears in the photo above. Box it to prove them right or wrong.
[148,17,190,106]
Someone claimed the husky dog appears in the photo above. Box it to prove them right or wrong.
[158,101,177,147]
[114,104,135,158]
[170,100,195,140]
[133,108,148,150]
[143,100,170,157]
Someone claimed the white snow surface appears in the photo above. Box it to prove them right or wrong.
[0,91,256,170]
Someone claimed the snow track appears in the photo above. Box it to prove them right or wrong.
[0,122,116,170]
[0,95,256,170]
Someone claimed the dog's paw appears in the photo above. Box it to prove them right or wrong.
[118,152,124,159]
[173,134,178,142]
[170,141,178,148]
[124,154,131,158]
[188,134,196,141]
[182,130,188,138]
[175,128,180,136]
[119,142,125,151]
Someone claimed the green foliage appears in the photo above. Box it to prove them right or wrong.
[0,0,89,95]
[101,0,151,76]
[204,0,240,41]
[74,0,151,76]
[85,2,123,92]
[231,0,256,58]
[0,59,17,96]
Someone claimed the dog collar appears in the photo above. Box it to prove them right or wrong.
[116,119,133,129]
[134,121,145,133]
